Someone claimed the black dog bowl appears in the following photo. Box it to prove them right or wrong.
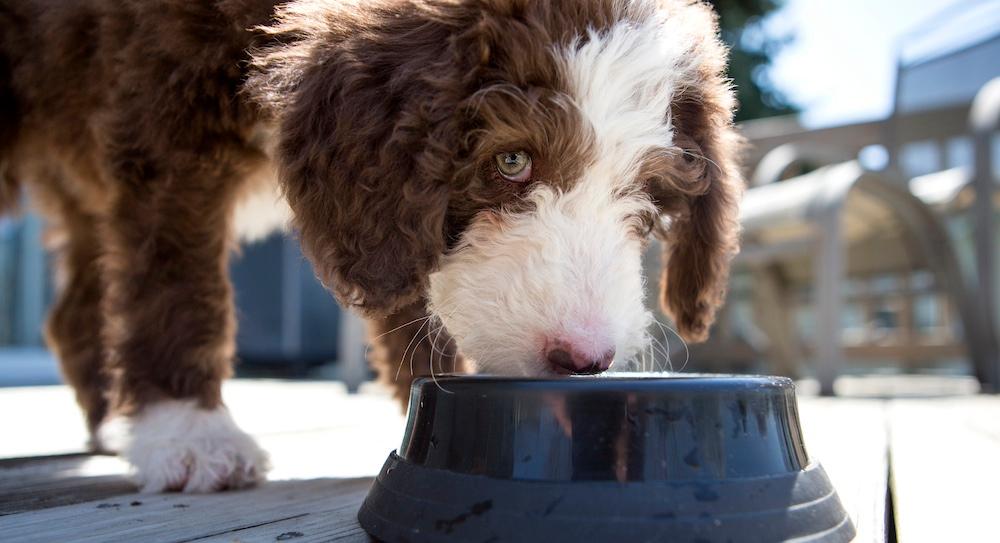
[358,374,854,542]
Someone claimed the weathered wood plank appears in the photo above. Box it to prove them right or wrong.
[0,478,373,543]
[888,397,1000,543]
[0,454,134,515]
[798,398,889,543]
[190,498,371,542]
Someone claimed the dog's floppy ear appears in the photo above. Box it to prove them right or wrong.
[248,4,467,315]
[655,11,744,343]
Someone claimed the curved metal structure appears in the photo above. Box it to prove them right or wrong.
[738,161,998,393]
[970,77,1000,389]
[749,142,854,188]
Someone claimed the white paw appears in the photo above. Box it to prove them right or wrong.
[109,399,270,493]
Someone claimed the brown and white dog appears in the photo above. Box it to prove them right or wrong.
[0,0,742,492]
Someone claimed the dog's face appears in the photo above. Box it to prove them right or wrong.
[250,0,742,376]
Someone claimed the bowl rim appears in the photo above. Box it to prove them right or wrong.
[410,373,796,392]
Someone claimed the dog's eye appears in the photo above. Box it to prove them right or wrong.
[494,151,532,182]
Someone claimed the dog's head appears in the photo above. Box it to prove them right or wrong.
[249,0,742,376]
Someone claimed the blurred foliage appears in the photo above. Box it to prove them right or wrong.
[708,0,797,122]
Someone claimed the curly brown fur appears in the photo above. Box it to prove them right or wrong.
[245,0,629,316]
[33,175,108,438]
[2,0,280,423]
[654,48,745,342]
[1,0,742,489]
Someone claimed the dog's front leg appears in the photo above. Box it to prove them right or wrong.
[98,142,269,493]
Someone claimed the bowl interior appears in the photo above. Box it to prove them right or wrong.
[399,373,809,482]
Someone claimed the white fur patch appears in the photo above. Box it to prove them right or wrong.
[558,3,713,182]
[108,400,270,493]
[428,183,654,376]
[233,164,292,243]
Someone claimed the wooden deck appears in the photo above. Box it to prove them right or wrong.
[0,378,996,542]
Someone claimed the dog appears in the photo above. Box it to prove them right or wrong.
[0,0,742,492]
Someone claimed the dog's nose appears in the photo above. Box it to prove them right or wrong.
[545,339,615,375]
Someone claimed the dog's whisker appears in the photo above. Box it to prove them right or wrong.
[425,303,461,358]
[650,320,674,372]
[389,301,462,390]
[408,318,438,380]
[656,321,673,368]
[427,327,455,396]
[429,322,449,377]
[651,338,663,373]
[428,324,449,358]
[648,335,672,372]
[395,316,433,382]
[623,353,639,373]
[628,347,640,373]
[646,336,656,373]
[652,317,690,372]
[645,340,653,373]
[409,303,462,382]
[372,315,432,342]
[639,331,661,373]
[678,148,722,174]
[367,315,432,382]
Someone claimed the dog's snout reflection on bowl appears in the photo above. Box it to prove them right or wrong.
[534,388,733,483]
[565,393,636,483]
[541,392,636,483]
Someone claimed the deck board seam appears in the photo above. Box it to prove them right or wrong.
[173,512,312,543]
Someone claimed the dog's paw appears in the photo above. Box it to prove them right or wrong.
[112,399,270,493]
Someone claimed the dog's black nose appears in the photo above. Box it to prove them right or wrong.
[546,340,615,375]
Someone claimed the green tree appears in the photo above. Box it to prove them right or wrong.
[709,0,796,122]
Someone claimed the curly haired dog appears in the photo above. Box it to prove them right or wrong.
[0,0,742,492]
